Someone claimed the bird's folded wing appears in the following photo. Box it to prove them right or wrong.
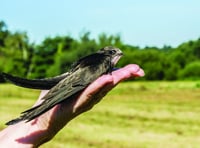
[6,75,87,125]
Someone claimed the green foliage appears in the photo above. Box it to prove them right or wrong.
[0,20,200,81]
[178,61,200,80]
[0,21,32,82]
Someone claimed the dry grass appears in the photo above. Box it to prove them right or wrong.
[0,81,200,147]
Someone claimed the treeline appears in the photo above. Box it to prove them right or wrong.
[0,21,200,82]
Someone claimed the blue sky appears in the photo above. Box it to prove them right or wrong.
[1,0,200,47]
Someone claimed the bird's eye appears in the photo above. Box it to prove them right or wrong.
[109,50,116,54]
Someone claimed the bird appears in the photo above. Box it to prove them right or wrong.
[2,46,123,125]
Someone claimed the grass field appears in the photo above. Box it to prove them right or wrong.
[0,81,200,148]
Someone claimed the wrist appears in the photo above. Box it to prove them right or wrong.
[0,117,59,147]
[0,123,35,147]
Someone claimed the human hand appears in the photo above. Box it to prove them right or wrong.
[0,64,144,147]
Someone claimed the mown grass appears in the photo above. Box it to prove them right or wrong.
[0,81,200,148]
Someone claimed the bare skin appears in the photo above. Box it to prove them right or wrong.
[0,64,144,147]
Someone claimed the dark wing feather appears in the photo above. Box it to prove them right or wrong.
[2,72,69,90]
[6,69,89,125]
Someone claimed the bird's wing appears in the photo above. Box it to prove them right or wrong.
[6,70,89,125]
[1,72,69,90]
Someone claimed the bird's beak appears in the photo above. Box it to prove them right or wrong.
[118,52,124,56]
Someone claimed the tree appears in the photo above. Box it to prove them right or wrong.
[178,61,200,80]
[0,21,9,46]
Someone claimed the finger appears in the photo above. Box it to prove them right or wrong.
[112,64,145,85]
[79,74,114,98]
[81,64,144,97]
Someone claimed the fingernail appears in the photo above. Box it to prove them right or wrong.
[137,69,145,77]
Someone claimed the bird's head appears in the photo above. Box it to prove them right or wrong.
[98,46,123,66]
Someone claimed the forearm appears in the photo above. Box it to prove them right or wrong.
[0,123,36,147]
[0,102,79,147]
